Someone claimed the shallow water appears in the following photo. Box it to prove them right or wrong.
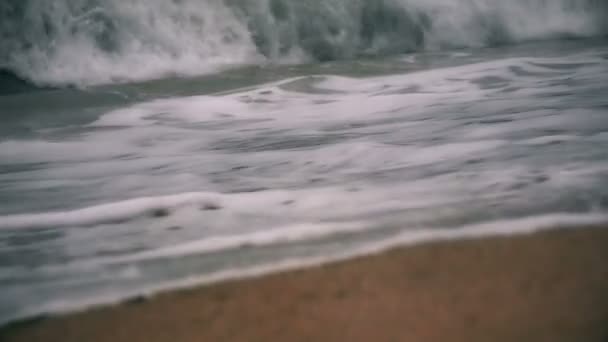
[1,16,608,326]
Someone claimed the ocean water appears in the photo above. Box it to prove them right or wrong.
[1,0,608,326]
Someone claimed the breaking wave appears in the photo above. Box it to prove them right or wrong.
[1,0,607,87]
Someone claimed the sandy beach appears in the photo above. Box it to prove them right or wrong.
[2,226,608,342]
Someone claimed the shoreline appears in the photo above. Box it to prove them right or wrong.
[2,225,608,341]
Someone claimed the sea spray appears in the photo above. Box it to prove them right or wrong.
[1,0,607,87]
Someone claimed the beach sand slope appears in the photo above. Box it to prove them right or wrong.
[2,226,608,342]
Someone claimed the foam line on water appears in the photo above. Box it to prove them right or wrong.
[3,212,606,327]
[0,192,221,230]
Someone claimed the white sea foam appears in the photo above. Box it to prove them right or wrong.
[0,192,221,230]
[1,45,607,327]
[0,180,451,230]
[1,0,606,87]
[4,212,607,327]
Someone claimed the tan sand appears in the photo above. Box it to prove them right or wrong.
[2,226,608,342]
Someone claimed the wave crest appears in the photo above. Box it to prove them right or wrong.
[1,0,606,87]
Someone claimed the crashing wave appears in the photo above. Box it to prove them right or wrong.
[1,0,606,87]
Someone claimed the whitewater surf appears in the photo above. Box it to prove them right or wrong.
[0,0,607,327]
[1,0,607,87]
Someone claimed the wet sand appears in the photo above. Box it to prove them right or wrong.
[2,226,608,342]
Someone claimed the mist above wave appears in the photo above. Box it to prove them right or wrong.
[1,0,606,87]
